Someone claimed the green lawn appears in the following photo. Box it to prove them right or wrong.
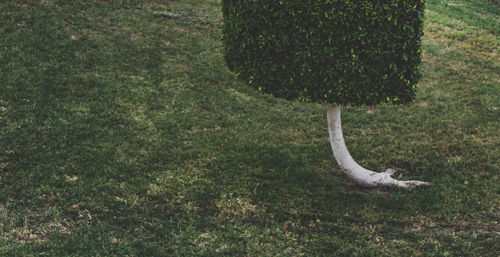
[0,0,498,256]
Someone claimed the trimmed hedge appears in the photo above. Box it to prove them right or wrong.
[222,0,425,105]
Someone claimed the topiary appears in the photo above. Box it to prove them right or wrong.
[223,0,425,106]
[222,0,429,188]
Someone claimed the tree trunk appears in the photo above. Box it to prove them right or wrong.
[326,104,429,188]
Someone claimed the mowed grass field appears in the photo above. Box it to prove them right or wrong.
[0,0,498,256]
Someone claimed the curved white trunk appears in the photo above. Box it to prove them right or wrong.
[326,105,429,188]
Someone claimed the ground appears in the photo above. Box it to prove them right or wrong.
[0,0,498,256]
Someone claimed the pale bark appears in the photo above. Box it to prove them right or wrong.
[326,104,429,188]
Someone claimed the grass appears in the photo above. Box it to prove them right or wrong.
[0,0,498,256]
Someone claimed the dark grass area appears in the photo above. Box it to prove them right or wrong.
[1,0,498,256]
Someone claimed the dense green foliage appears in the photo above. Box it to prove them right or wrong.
[222,0,425,105]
